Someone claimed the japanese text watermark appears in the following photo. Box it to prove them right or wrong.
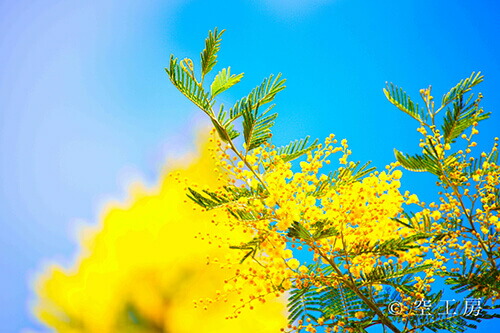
[387,298,483,316]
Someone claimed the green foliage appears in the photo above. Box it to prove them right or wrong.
[187,185,264,210]
[361,262,432,285]
[287,221,314,242]
[441,73,490,144]
[166,28,286,153]
[441,72,483,108]
[321,284,371,321]
[229,235,265,264]
[186,187,235,210]
[275,136,319,163]
[393,148,440,175]
[362,232,433,257]
[442,263,500,300]
[384,83,426,122]
[310,161,375,197]
[287,220,339,242]
[288,266,374,329]
[245,73,286,107]
[309,220,340,240]
[166,57,212,113]
[229,74,285,148]
[242,103,278,151]
[287,277,327,324]
[210,67,244,97]
[201,28,224,80]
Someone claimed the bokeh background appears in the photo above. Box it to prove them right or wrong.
[1,0,499,331]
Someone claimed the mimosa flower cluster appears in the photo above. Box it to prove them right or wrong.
[190,131,441,332]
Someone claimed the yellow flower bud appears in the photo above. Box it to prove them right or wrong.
[287,258,300,270]
[299,265,309,274]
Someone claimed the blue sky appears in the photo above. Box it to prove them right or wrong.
[1,0,499,331]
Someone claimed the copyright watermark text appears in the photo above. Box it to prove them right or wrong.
[387,298,482,316]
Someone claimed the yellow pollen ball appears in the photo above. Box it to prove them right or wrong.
[287,259,300,270]
[392,170,403,180]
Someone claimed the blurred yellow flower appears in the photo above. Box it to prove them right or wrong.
[33,134,286,332]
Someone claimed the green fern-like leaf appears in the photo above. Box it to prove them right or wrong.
[275,136,319,163]
[210,67,244,97]
[321,284,372,321]
[361,262,433,285]
[287,221,313,242]
[228,73,286,121]
[335,161,375,186]
[242,103,277,151]
[443,265,500,301]
[186,186,256,210]
[394,149,441,175]
[442,96,490,144]
[441,72,484,107]
[166,56,212,113]
[360,232,433,257]
[247,73,286,106]
[288,283,324,324]
[310,161,375,197]
[310,220,340,240]
[229,235,265,264]
[227,207,263,223]
[384,83,426,122]
[200,28,224,79]
[288,268,373,325]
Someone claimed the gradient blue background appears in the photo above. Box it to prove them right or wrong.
[1,0,499,332]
